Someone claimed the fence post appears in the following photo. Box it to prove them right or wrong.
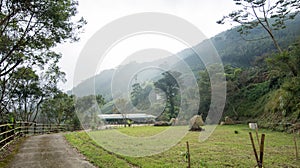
[186,141,191,168]
[5,123,8,145]
[34,122,36,135]
[12,122,15,141]
[249,132,260,166]
[0,123,2,145]
[26,122,29,135]
[0,123,4,146]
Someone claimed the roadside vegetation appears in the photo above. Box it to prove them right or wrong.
[0,137,27,168]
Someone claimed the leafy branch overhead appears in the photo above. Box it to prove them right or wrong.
[0,0,86,77]
[217,0,300,52]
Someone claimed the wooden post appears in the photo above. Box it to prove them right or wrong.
[259,134,265,168]
[26,122,29,135]
[294,130,299,160]
[186,141,191,168]
[0,123,4,146]
[34,122,36,135]
[255,127,260,146]
[4,123,8,145]
[249,132,260,166]
[12,122,15,141]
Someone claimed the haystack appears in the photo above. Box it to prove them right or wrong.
[189,115,204,131]
[224,116,235,125]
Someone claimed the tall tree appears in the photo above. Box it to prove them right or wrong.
[154,71,181,120]
[7,67,43,122]
[130,82,152,110]
[217,0,300,53]
[198,69,211,118]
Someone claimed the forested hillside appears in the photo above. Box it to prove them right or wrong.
[178,14,300,72]
[71,14,300,130]
[73,14,300,95]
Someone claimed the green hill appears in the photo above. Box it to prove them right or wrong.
[71,15,300,125]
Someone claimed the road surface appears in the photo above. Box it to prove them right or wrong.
[9,133,95,168]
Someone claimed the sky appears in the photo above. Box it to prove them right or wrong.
[54,0,238,91]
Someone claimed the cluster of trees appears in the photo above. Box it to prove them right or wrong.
[0,0,85,126]
[216,0,300,129]
[128,71,182,121]
[218,39,300,128]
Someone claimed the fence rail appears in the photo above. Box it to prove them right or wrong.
[0,122,70,152]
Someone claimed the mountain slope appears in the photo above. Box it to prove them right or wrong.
[71,15,300,101]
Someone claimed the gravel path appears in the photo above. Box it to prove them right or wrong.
[9,133,95,168]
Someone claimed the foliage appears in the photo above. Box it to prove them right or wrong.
[154,71,181,121]
[197,63,226,123]
[216,4,300,126]
[7,67,42,122]
[75,94,106,130]
[197,69,211,118]
[0,0,85,121]
[40,92,76,126]
[130,82,153,110]
[242,81,270,101]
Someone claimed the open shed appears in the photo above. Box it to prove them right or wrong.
[98,113,156,124]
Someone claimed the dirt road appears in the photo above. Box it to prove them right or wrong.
[9,133,95,168]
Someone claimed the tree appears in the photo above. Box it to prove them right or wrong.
[75,95,106,129]
[198,69,211,118]
[267,39,300,77]
[154,71,181,120]
[41,92,75,125]
[6,67,43,122]
[217,0,300,53]
[113,98,129,127]
[131,83,143,107]
[130,82,152,110]
[0,0,86,119]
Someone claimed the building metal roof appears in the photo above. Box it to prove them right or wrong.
[98,113,156,120]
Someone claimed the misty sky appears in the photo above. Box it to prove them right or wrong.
[54,0,238,91]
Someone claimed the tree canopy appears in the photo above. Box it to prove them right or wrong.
[154,71,181,120]
[0,0,86,122]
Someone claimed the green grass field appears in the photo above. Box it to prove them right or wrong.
[65,125,300,168]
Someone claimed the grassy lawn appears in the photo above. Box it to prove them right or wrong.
[65,125,300,168]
